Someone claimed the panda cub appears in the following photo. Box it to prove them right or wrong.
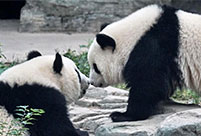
[88,4,201,122]
[0,51,89,136]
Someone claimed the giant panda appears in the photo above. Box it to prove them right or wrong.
[88,4,201,122]
[0,51,89,136]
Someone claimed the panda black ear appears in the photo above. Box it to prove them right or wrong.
[96,34,116,52]
[53,53,63,74]
[27,50,42,60]
[100,23,110,31]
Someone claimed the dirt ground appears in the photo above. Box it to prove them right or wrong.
[0,20,94,62]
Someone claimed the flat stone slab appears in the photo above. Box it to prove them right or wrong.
[69,86,201,136]
[69,86,128,136]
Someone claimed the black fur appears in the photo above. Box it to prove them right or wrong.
[0,82,88,136]
[27,50,42,60]
[96,34,116,51]
[100,23,110,31]
[110,5,183,122]
[75,69,81,83]
[53,53,63,74]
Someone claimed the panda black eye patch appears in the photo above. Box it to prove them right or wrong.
[93,63,101,74]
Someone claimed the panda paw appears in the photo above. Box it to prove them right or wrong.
[76,129,89,136]
[110,111,133,122]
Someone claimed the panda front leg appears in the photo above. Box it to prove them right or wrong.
[110,80,168,122]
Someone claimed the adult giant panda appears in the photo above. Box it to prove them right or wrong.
[0,51,89,136]
[88,4,201,122]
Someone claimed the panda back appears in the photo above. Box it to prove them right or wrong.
[176,10,201,92]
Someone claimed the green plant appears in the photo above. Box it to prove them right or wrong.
[0,106,45,136]
[0,62,16,75]
[0,43,13,74]
[171,89,201,105]
[64,50,90,76]
[114,83,128,90]
[0,43,6,59]
[15,106,45,126]
[63,41,92,77]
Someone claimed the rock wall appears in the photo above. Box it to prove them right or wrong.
[19,0,201,32]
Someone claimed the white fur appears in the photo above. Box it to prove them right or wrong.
[0,55,89,103]
[176,10,201,94]
[88,4,163,87]
[89,4,201,95]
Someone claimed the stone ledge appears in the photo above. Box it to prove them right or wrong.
[70,86,201,136]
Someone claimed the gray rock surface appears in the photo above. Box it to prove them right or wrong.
[156,109,201,136]
[70,86,201,136]
[69,86,128,136]
[20,0,201,32]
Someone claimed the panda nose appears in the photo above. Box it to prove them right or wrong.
[90,81,94,86]
[99,83,103,87]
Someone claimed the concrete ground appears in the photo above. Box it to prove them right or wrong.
[0,20,94,62]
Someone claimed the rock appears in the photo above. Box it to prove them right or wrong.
[69,86,201,136]
[156,109,201,136]
[94,108,201,136]
[95,115,165,136]
[69,86,128,135]
[19,0,201,32]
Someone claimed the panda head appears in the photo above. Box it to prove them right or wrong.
[88,5,162,87]
[88,22,127,87]
[0,52,89,103]
[88,33,122,87]
[88,18,133,87]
